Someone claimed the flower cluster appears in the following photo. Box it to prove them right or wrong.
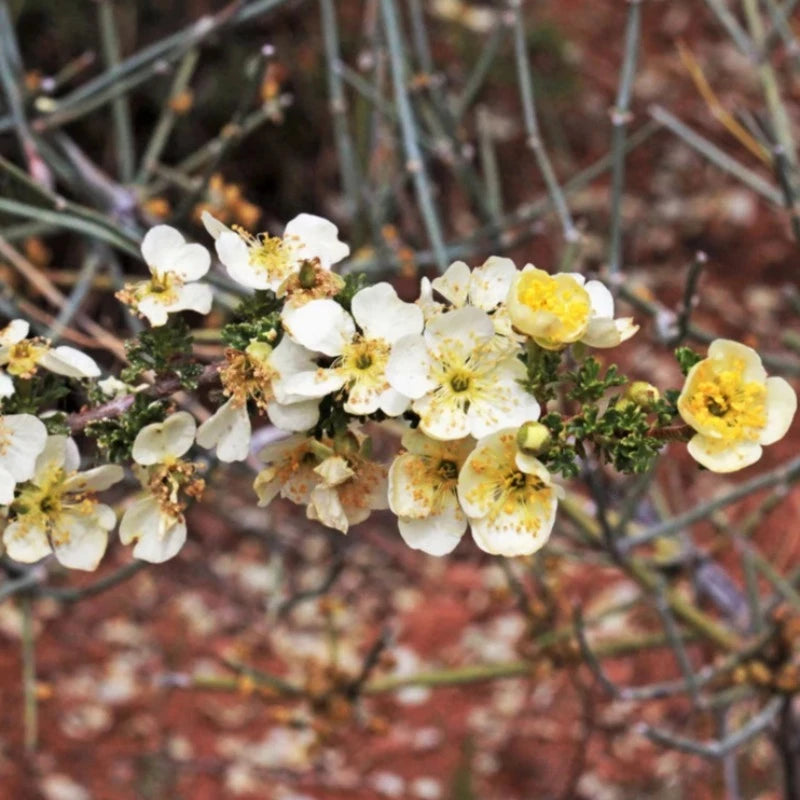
[0,214,795,571]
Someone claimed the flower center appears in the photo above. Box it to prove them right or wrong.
[7,340,48,378]
[682,358,766,442]
[450,372,471,393]
[517,272,591,339]
[338,338,391,387]
[437,459,459,480]
[240,229,295,283]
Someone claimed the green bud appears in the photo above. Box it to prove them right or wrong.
[333,430,360,456]
[625,381,660,410]
[298,260,318,288]
[245,340,273,364]
[516,421,551,455]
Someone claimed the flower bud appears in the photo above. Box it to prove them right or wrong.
[516,421,551,455]
[625,381,660,410]
[298,259,318,288]
[245,340,273,364]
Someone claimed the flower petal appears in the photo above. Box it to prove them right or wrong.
[708,339,767,383]
[385,335,436,399]
[0,414,47,482]
[0,319,29,345]
[431,261,470,306]
[351,283,424,344]
[63,465,124,493]
[687,434,763,472]
[398,498,467,556]
[132,411,196,465]
[196,398,252,462]
[282,298,355,357]
[40,347,101,378]
[201,210,233,240]
[283,213,350,267]
[52,509,112,571]
[760,376,797,445]
[470,256,516,310]
[425,305,494,355]
[141,225,186,272]
[469,501,556,556]
[170,243,211,282]
[584,279,614,319]
[266,398,320,432]
[3,520,51,563]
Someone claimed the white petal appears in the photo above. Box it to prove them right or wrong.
[63,465,124,493]
[431,261,470,306]
[40,347,100,378]
[134,518,186,563]
[52,510,111,571]
[280,368,345,400]
[165,282,213,316]
[425,305,494,355]
[388,453,436,518]
[385,335,436,399]
[584,279,614,319]
[132,411,196,465]
[415,393,471,441]
[216,231,270,290]
[0,465,15,504]
[315,455,354,487]
[3,520,51,563]
[283,213,350,267]
[201,210,232,240]
[0,371,14,398]
[120,496,186,562]
[32,435,70,482]
[470,257,517,310]
[169,243,211,282]
[378,387,411,416]
[708,339,767,383]
[141,225,186,272]
[398,499,467,556]
[470,501,556,556]
[136,297,170,327]
[196,399,252,462]
[351,283,424,344]
[0,319,29,345]
[0,414,48,481]
[760,377,797,445]
[281,299,355,357]
[307,485,349,532]
[266,398,320,432]
[687,435,763,472]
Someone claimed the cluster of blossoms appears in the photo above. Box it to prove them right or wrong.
[0,213,795,571]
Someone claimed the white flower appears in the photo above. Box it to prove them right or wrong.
[431,257,522,343]
[457,429,562,556]
[0,318,100,396]
[120,225,212,327]
[386,306,540,440]
[280,283,423,416]
[0,414,48,504]
[203,210,349,292]
[120,412,203,563]
[388,430,473,556]
[199,338,323,461]
[254,431,388,533]
[678,339,797,472]
[3,436,123,570]
[506,265,637,349]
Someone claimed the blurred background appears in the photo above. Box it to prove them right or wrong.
[1,0,800,798]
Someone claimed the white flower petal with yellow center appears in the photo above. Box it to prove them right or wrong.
[388,430,473,556]
[3,435,123,570]
[678,339,797,472]
[131,411,196,466]
[119,495,187,563]
[457,429,562,557]
[203,211,349,292]
[124,225,212,327]
[196,398,252,463]
[0,413,48,504]
[387,306,540,440]
[282,284,423,416]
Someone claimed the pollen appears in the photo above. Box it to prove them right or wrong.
[237,227,296,285]
[680,358,766,442]
[6,339,49,378]
[516,271,591,339]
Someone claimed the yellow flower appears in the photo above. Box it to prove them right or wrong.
[678,339,797,472]
[506,265,637,350]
